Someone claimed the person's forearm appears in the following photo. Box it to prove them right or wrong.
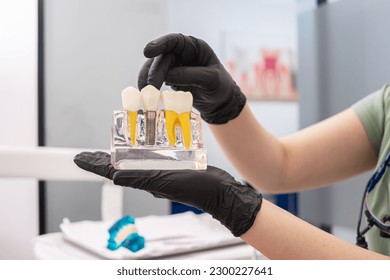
[209,105,377,193]
[209,105,286,191]
[241,200,389,260]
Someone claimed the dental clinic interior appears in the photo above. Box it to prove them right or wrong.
[1,0,387,259]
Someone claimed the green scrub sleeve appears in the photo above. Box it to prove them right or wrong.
[351,85,390,155]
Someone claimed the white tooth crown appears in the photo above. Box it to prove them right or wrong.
[121,86,141,111]
[115,224,137,244]
[141,85,160,111]
[161,90,193,114]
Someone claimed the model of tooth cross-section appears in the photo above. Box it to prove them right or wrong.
[111,85,207,170]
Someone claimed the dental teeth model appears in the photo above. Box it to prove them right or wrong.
[111,85,207,170]
[107,215,145,252]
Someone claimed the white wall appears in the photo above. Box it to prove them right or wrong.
[0,0,38,259]
[167,0,297,55]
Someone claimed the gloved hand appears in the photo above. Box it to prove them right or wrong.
[138,33,247,124]
[74,151,262,237]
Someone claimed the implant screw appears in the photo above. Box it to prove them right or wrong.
[145,111,157,146]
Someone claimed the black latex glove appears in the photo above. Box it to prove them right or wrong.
[138,33,247,125]
[74,151,262,237]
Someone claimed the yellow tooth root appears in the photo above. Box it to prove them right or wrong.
[178,112,191,149]
[165,110,177,147]
[128,111,138,146]
[165,110,192,149]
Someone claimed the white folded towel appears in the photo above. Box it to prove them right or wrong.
[60,212,243,260]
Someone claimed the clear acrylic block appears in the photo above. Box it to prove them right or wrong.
[111,109,207,170]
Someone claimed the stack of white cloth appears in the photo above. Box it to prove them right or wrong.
[60,212,244,260]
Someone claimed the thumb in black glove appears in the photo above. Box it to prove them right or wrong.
[74,151,262,237]
[138,33,246,125]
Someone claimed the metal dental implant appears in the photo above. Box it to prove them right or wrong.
[141,85,161,146]
[145,111,157,145]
